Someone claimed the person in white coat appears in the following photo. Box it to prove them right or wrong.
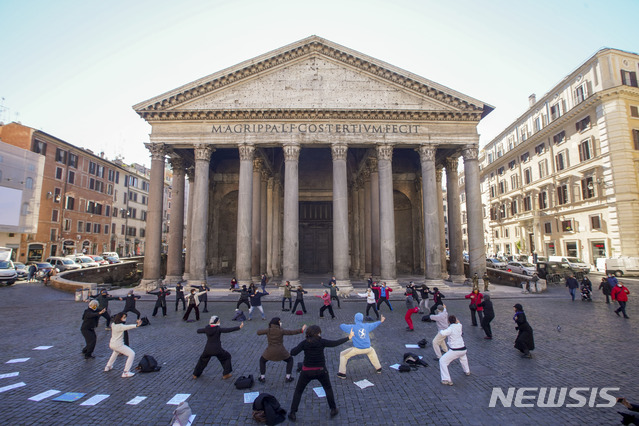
[438,314,470,386]
[429,304,449,360]
[183,288,207,321]
[357,288,379,320]
[104,312,142,378]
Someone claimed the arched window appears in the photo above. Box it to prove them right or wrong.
[25,177,34,189]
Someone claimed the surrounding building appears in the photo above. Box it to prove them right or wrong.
[470,48,639,268]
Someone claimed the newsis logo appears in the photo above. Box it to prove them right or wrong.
[489,387,619,408]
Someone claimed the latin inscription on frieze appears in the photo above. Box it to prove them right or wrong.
[212,123,420,134]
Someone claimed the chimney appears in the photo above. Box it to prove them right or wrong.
[528,94,536,108]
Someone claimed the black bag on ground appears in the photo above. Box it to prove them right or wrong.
[252,393,287,425]
[234,374,254,389]
[398,364,412,372]
[139,316,151,327]
[137,354,161,372]
[417,338,428,348]
[232,310,246,321]
[404,352,428,367]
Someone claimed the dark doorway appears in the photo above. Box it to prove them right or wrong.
[299,202,333,274]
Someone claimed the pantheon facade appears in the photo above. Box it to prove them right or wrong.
[134,36,492,290]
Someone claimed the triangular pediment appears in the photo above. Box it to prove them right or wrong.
[134,36,492,121]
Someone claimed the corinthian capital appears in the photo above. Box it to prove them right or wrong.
[194,144,214,162]
[368,156,378,170]
[168,155,186,173]
[283,144,300,162]
[238,144,255,161]
[376,144,393,162]
[417,145,436,162]
[331,143,348,161]
[462,146,479,161]
[445,154,460,171]
[435,164,444,182]
[253,157,263,172]
[145,143,166,161]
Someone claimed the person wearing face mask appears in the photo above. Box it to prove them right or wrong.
[611,281,630,319]
[256,317,306,383]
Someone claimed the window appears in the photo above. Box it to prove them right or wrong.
[553,131,566,145]
[508,160,516,170]
[50,228,57,242]
[488,153,494,164]
[508,137,515,150]
[77,221,84,232]
[93,223,101,234]
[538,160,549,178]
[497,145,503,158]
[63,218,71,232]
[25,177,33,189]
[510,200,518,215]
[95,203,103,215]
[523,168,532,184]
[534,117,541,133]
[67,170,75,184]
[121,224,125,235]
[511,174,519,190]
[127,227,137,237]
[561,220,574,232]
[499,204,506,219]
[54,187,61,203]
[634,129,639,150]
[582,177,595,200]
[555,150,569,171]
[521,152,530,163]
[498,181,506,194]
[539,191,548,209]
[578,139,593,162]
[490,185,496,198]
[108,169,115,182]
[89,178,95,190]
[534,143,545,155]
[544,222,552,234]
[490,206,497,221]
[51,209,59,222]
[497,166,505,175]
[504,228,509,238]
[105,205,111,217]
[85,222,92,233]
[33,140,47,155]
[520,125,528,142]
[576,116,591,133]
[55,167,63,180]
[557,184,568,205]
[107,184,113,195]
[575,86,585,104]
[55,148,67,164]
[111,223,116,234]
[631,106,639,118]
[523,194,532,212]
[495,230,499,239]
[104,225,109,235]
[590,215,602,230]
[142,181,150,192]
[621,70,638,87]
[65,196,75,210]
[89,161,97,175]
[68,153,78,168]
[140,228,146,238]
[97,165,104,178]
[550,103,562,121]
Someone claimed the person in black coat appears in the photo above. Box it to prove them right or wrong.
[120,290,141,319]
[81,300,106,359]
[148,286,171,316]
[565,275,579,301]
[291,286,308,314]
[513,303,534,358]
[175,282,186,311]
[288,325,354,422]
[478,294,495,339]
[233,285,251,310]
[89,289,118,329]
[598,277,612,304]
[192,315,243,379]
[429,287,445,315]
[249,289,269,320]
[195,284,210,312]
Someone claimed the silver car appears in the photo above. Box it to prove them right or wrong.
[507,261,537,275]
[0,260,18,285]
[486,258,508,269]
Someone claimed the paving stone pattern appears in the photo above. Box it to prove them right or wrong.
[0,279,637,425]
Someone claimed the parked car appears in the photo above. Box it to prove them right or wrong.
[486,258,507,269]
[88,255,109,266]
[101,252,119,260]
[106,256,122,264]
[31,262,55,281]
[507,261,537,275]
[13,262,28,279]
[67,255,100,268]
[548,256,590,274]
[0,259,18,285]
[46,257,82,272]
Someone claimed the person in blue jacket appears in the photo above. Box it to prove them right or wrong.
[336,312,385,379]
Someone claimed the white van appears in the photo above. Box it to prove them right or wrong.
[548,256,590,274]
[601,258,639,277]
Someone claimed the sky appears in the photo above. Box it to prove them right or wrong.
[1,0,638,168]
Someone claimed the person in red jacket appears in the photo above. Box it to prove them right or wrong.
[371,282,393,312]
[611,282,630,319]
[464,289,484,326]
[316,290,336,319]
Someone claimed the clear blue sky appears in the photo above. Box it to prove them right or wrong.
[1,0,638,167]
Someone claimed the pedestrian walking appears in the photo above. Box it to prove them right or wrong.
[287,325,354,422]
[438,315,471,386]
[372,282,393,312]
[175,281,186,311]
[233,285,251,310]
[611,282,630,319]
[478,295,494,339]
[256,317,306,383]
[599,277,612,304]
[192,315,243,379]
[417,284,430,314]
[337,313,384,379]
[317,290,336,319]
[148,286,171,317]
[248,288,269,320]
[482,272,490,292]
[429,304,449,360]
[81,300,106,359]
[119,290,141,319]
[566,275,579,301]
[429,287,445,315]
[279,281,293,311]
[183,288,206,321]
[323,280,341,308]
[404,288,419,331]
[464,289,484,326]
[513,303,534,358]
[292,285,308,314]
[260,273,269,293]
[357,288,379,320]
[194,284,210,313]
[104,312,143,378]
[89,289,117,329]
[27,263,38,282]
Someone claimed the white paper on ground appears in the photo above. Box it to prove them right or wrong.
[80,394,110,406]
[6,358,30,363]
[244,391,259,403]
[0,382,26,393]
[166,394,190,405]
[32,346,53,350]
[313,387,326,398]
[0,372,19,379]
[354,379,374,389]
[173,414,196,426]
[389,363,401,370]
[126,396,147,405]
[28,389,61,401]
[404,344,420,348]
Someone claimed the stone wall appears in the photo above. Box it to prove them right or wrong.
[50,258,144,293]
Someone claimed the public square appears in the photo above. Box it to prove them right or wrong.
[0,276,637,425]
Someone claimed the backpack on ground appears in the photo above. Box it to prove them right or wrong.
[139,316,151,327]
[295,310,303,315]
[398,364,412,372]
[137,354,161,373]
[171,401,192,426]
[234,374,254,389]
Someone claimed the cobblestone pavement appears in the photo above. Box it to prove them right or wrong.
[0,276,637,425]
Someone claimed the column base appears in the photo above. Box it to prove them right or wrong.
[138,278,162,292]
[446,275,467,285]
[164,275,184,285]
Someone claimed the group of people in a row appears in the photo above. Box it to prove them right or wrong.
[565,274,631,317]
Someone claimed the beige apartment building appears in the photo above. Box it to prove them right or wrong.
[473,48,639,268]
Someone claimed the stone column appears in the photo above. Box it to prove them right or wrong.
[236,144,254,286]
[377,144,397,287]
[251,158,262,280]
[351,180,361,277]
[357,180,366,276]
[140,143,166,290]
[463,146,487,277]
[266,177,274,277]
[282,144,300,285]
[446,154,465,282]
[418,145,443,282]
[260,169,268,276]
[183,167,194,280]
[165,155,186,284]
[436,165,447,276]
[331,143,351,290]
[188,145,214,286]
[363,168,372,276]
[369,157,381,276]
[272,177,282,277]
